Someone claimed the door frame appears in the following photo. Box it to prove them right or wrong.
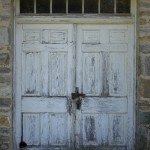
[13,0,137,149]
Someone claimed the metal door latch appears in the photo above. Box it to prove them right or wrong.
[71,87,85,110]
[71,87,85,99]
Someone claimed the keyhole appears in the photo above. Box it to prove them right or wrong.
[76,100,81,110]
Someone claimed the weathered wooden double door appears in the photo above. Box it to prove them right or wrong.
[15,24,134,150]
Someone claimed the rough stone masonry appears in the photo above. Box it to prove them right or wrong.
[136,0,150,149]
[0,0,150,150]
[0,0,12,150]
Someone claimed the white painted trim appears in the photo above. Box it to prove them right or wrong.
[14,24,23,149]
[15,16,135,24]
[13,0,17,149]
[127,24,135,150]
[15,0,19,15]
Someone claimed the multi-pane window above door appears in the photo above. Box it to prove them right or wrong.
[20,0,130,15]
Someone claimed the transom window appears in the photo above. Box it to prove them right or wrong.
[20,0,130,15]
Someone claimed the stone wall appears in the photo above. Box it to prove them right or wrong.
[0,0,12,150]
[136,0,150,149]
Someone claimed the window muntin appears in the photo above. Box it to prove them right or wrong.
[20,0,131,15]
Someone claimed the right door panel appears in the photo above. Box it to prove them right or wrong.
[75,24,134,150]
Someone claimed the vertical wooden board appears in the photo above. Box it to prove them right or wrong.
[49,114,68,145]
[82,114,109,146]
[40,113,49,146]
[75,109,82,147]
[22,52,40,95]
[42,30,50,44]
[76,25,83,91]
[82,115,99,145]
[40,52,49,96]
[23,114,40,146]
[126,24,135,150]
[49,53,67,96]
[109,53,127,96]
[15,25,23,146]
[102,52,109,96]
[109,114,126,146]
[83,53,102,96]
[67,25,75,97]
[67,111,73,147]
[97,114,109,145]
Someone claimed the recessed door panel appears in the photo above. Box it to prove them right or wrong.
[16,24,75,149]
[76,24,134,149]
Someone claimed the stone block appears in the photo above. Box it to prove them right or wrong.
[140,1,150,9]
[0,127,10,136]
[0,67,10,73]
[0,108,10,115]
[0,143,9,150]
[139,29,150,39]
[136,124,148,150]
[139,29,150,53]
[0,27,9,45]
[0,46,10,52]
[137,111,150,124]
[140,11,150,16]
[0,116,10,127]
[0,98,11,107]
[136,111,150,149]
[140,78,150,98]
[0,135,9,143]
[140,44,150,53]
[140,18,147,25]
[0,53,10,66]
[141,54,150,76]
[139,36,150,44]
[139,99,150,112]
[0,0,11,17]
[0,75,11,83]
[0,82,11,98]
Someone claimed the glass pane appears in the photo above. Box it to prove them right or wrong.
[100,0,114,13]
[116,0,130,13]
[20,0,34,13]
[36,0,50,13]
[68,0,82,13]
[84,0,98,13]
[53,0,66,13]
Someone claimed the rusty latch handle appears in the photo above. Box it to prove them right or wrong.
[71,92,85,99]
[71,87,85,99]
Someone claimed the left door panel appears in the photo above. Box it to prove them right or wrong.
[15,24,75,149]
